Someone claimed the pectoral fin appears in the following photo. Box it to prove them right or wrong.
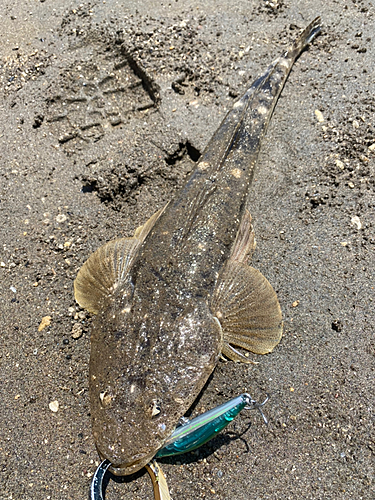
[74,237,139,314]
[211,261,283,362]
[133,206,167,240]
[74,207,166,314]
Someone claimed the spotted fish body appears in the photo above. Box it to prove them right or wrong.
[75,19,321,476]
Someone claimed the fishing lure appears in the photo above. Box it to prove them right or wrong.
[91,392,267,499]
[156,393,268,458]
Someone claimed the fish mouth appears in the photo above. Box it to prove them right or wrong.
[96,446,156,476]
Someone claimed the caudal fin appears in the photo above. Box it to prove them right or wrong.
[288,16,321,58]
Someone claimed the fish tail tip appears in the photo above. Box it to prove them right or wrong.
[293,16,322,54]
[305,16,322,44]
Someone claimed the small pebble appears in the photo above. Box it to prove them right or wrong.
[332,320,343,332]
[38,316,52,331]
[348,182,355,188]
[351,216,362,230]
[71,323,83,339]
[10,286,17,293]
[335,159,344,170]
[49,400,59,413]
[314,109,324,123]
[56,214,67,223]
[292,300,299,307]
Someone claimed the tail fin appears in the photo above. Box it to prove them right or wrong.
[196,18,322,173]
[216,17,322,169]
[288,16,321,58]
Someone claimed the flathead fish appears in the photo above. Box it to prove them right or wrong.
[74,18,321,476]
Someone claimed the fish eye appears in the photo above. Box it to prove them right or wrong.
[99,389,113,408]
[148,399,162,419]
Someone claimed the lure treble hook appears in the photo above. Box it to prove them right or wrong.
[244,393,270,425]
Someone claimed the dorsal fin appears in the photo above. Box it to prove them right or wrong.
[74,207,166,314]
[230,209,256,264]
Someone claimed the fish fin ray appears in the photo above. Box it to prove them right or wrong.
[74,237,139,314]
[221,342,258,364]
[212,262,283,358]
[74,207,166,313]
[133,205,167,240]
[229,209,256,264]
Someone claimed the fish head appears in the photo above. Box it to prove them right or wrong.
[91,381,179,476]
[89,295,222,475]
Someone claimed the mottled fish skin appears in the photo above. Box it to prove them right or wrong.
[75,19,321,476]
